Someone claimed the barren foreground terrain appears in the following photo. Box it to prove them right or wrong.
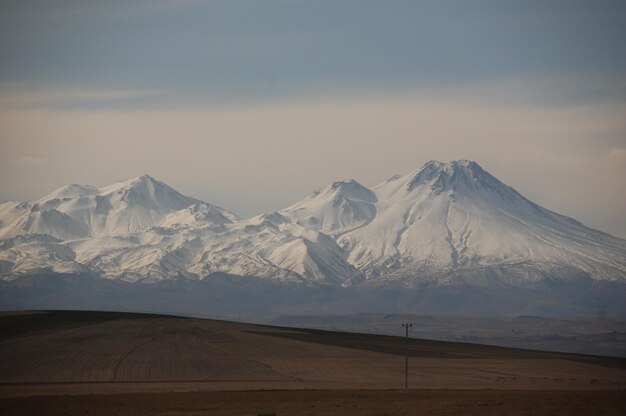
[2,390,626,416]
[0,310,624,415]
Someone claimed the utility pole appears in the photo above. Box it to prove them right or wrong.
[402,323,413,390]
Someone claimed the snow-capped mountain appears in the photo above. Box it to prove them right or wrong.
[1,162,625,292]
[282,160,626,286]
[0,175,205,241]
[0,175,359,284]
[280,179,377,236]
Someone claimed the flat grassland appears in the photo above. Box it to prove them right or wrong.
[0,310,624,415]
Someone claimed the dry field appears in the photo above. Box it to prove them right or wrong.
[0,310,625,415]
[2,390,626,416]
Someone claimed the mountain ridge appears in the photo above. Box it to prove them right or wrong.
[1,161,624,291]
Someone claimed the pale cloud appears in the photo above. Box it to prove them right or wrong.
[421,74,626,106]
[608,147,626,161]
[13,156,47,166]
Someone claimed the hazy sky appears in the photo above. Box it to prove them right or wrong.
[1,1,625,237]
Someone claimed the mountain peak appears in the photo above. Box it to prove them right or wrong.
[101,174,170,194]
[92,174,201,217]
[134,174,157,182]
[281,179,377,235]
[38,183,99,203]
[407,160,490,193]
[323,179,376,203]
[329,179,359,190]
[115,174,159,189]
[445,159,483,173]
[422,159,483,173]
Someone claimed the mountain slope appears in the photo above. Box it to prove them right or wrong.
[329,161,626,285]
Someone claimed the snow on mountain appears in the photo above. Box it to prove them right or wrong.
[38,184,100,200]
[189,212,361,285]
[0,176,359,284]
[281,179,377,236]
[36,175,203,236]
[0,175,202,242]
[0,234,88,278]
[65,209,359,284]
[0,203,90,241]
[333,160,626,285]
[0,163,624,289]
[159,203,239,228]
[244,212,362,286]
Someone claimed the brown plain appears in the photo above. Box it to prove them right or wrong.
[0,310,624,415]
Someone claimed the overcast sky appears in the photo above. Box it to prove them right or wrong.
[1,0,625,237]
